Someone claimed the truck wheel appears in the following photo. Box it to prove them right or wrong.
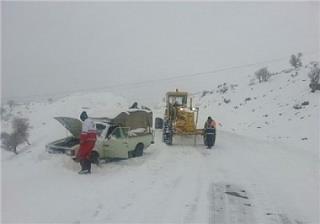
[166,133,173,145]
[128,150,134,158]
[163,120,173,145]
[167,135,172,145]
[134,144,144,157]
[90,151,100,165]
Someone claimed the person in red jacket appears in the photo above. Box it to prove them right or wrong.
[77,111,97,174]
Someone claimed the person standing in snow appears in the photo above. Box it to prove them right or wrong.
[77,111,97,174]
[203,116,216,149]
[129,102,138,109]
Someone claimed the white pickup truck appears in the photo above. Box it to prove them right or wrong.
[46,110,154,161]
[93,125,154,159]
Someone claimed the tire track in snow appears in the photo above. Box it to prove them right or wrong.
[208,182,256,224]
[69,131,312,223]
[102,143,209,223]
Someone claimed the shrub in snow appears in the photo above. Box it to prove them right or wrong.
[1,107,6,119]
[293,104,302,110]
[255,67,271,83]
[7,100,16,111]
[1,107,12,121]
[1,117,30,154]
[217,83,228,94]
[224,98,231,104]
[301,101,309,106]
[289,53,303,69]
[1,132,12,149]
[308,64,320,92]
[47,98,54,103]
[201,90,210,98]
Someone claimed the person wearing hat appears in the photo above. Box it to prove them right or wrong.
[203,116,216,149]
[77,111,97,174]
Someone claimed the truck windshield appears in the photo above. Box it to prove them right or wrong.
[168,95,187,106]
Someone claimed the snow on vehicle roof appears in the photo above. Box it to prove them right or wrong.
[127,108,152,113]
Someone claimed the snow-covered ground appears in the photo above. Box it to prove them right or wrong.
[1,63,319,223]
[2,131,318,223]
[194,64,319,153]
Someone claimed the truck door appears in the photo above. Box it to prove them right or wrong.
[102,127,129,159]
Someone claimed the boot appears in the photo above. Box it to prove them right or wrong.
[85,159,91,174]
[78,160,89,174]
[78,170,90,174]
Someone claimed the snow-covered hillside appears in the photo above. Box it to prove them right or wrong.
[1,92,129,158]
[1,63,319,223]
[195,64,319,154]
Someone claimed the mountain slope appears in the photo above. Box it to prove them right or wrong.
[195,63,319,153]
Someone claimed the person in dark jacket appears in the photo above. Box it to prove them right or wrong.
[77,111,97,174]
[129,102,138,109]
[203,116,216,149]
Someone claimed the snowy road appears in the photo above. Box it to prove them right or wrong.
[2,131,318,223]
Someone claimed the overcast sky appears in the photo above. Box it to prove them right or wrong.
[2,2,319,105]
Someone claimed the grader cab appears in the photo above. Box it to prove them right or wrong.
[162,90,202,145]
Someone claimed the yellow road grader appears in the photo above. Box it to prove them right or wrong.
[162,90,203,145]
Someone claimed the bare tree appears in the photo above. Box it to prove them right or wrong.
[1,132,13,151]
[290,53,303,69]
[308,64,320,92]
[7,100,16,111]
[255,67,271,83]
[1,117,30,154]
[1,107,6,118]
